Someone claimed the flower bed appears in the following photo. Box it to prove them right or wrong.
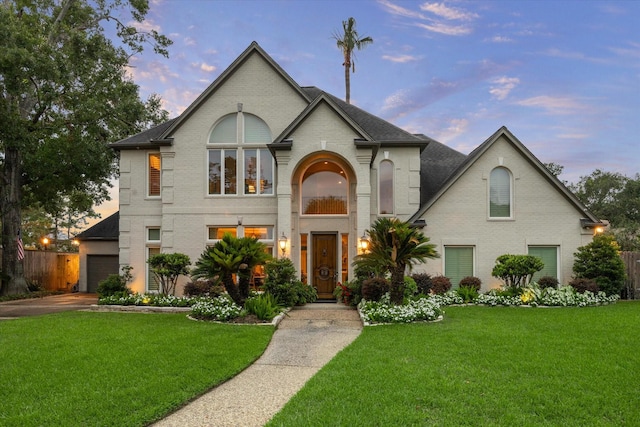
[358,294,443,324]
[357,285,620,325]
[98,293,208,307]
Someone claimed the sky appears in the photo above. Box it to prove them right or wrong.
[93,0,640,224]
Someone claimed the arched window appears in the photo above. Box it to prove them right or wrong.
[301,162,348,215]
[208,113,273,195]
[489,167,512,218]
[379,160,394,215]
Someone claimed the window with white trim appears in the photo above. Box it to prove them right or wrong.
[146,228,161,292]
[528,246,559,282]
[208,113,273,196]
[148,153,161,197]
[489,167,512,218]
[379,160,394,215]
[444,246,474,288]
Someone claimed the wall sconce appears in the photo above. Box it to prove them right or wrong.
[358,233,369,254]
[594,226,604,235]
[278,232,288,256]
[42,237,49,251]
[237,216,243,226]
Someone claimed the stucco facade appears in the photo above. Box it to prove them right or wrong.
[107,42,600,295]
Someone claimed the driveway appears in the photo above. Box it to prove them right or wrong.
[0,293,98,320]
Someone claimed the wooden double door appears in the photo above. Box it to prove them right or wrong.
[312,234,338,299]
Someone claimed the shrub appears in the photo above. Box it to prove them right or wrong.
[569,278,599,294]
[244,293,283,321]
[334,281,362,306]
[537,276,559,289]
[412,273,432,295]
[182,280,223,297]
[573,234,626,296]
[404,276,418,299]
[430,276,452,295]
[147,253,191,296]
[492,254,544,289]
[361,277,390,302]
[96,274,130,298]
[456,285,479,303]
[263,258,316,306]
[458,276,482,291]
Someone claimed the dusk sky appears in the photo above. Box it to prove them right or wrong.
[94,0,639,223]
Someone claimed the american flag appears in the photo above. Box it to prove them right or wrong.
[17,229,24,261]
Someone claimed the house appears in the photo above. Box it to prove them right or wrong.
[77,41,601,296]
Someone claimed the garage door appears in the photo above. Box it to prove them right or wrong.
[87,255,119,293]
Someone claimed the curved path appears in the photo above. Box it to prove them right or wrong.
[154,303,362,427]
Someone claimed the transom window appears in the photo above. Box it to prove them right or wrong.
[489,167,512,218]
[301,161,348,215]
[208,113,274,196]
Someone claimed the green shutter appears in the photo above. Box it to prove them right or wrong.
[528,246,558,281]
[445,247,474,288]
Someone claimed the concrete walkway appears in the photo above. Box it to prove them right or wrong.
[154,303,363,427]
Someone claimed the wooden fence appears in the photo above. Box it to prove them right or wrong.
[621,252,640,299]
[0,249,79,292]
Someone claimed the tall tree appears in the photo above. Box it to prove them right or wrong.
[354,218,438,305]
[332,17,373,104]
[0,0,171,295]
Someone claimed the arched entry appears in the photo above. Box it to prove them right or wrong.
[293,155,355,299]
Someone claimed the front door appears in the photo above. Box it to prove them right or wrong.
[312,234,337,299]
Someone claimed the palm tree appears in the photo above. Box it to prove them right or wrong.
[192,234,271,306]
[354,218,439,305]
[332,17,373,104]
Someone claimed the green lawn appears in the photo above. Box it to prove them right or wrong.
[0,311,274,426]
[268,302,640,426]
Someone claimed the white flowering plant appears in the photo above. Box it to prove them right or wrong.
[190,294,244,321]
[98,292,207,307]
[358,293,443,324]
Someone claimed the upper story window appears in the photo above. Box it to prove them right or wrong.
[489,167,512,218]
[208,113,273,196]
[148,153,161,197]
[301,161,348,215]
[379,160,394,215]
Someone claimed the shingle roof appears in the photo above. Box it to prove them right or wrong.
[76,212,119,241]
[419,138,467,204]
[110,118,177,149]
[300,87,424,143]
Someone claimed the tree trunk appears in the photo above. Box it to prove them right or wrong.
[344,62,351,104]
[389,265,406,305]
[222,273,243,306]
[1,147,28,295]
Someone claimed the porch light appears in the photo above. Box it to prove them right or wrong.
[278,232,288,256]
[358,233,369,254]
[594,226,604,235]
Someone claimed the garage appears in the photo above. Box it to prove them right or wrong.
[86,255,119,293]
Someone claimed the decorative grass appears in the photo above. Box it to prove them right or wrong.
[268,302,640,426]
[0,311,274,426]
